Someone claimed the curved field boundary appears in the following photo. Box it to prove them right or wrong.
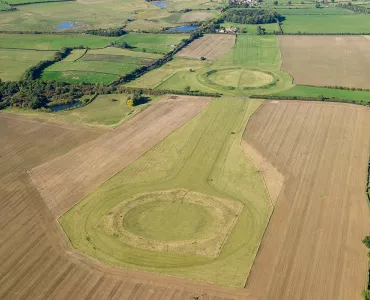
[29,95,212,217]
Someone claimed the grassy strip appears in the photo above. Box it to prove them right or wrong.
[117,86,221,98]
[266,85,370,106]
[363,157,370,299]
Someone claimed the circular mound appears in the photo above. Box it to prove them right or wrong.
[205,68,274,89]
[123,200,214,241]
[101,189,244,258]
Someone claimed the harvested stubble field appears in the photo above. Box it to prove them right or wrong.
[0,110,253,300]
[29,95,212,217]
[279,35,370,89]
[244,101,370,299]
[176,34,236,60]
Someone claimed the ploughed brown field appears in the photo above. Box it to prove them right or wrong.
[29,95,211,217]
[176,34,236,60]
[279,35,370,89]
[244,101,370,300]
[0,105,251,300]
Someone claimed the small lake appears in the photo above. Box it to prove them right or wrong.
[151,1,167,9]
[55,21,75,30]
[167,25,198,33]
[50,101,81,112]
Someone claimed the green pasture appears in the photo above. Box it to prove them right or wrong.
[275,7,354,14]
[281,15,370,33]
[271,85,370,104]
[60,96,273,286]
[42,47,163,84]
[5,93,158,128]
[0,34,115,50]
[0,0,171,32]
[0,48,55,81]
[6,0,68,4]
[116,33,189,54]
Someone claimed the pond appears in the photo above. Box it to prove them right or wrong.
[151,1,167,9]
[50,101,81,112]
[167,25,198,33]
[55,21,75,30]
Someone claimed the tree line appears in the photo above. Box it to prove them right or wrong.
[222,9,284,24]
[336,2,369,14]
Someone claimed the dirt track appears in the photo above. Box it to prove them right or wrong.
[29,95,211,217]
[0,109,253,300]
[279,35,370,88]
[244,101,370,300]
[176,34,236,60]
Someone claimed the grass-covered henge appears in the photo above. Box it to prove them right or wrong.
[59,97,273,286]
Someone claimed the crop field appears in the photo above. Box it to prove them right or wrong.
[42,47,162,84]
[0,111,249,300]
[279,35,370,89]
[58,96,272,286]
[244,101,370,299]
[281,15,370,33]
[176,34,236,60]
[0,48,55,81]
[275,7,354,15]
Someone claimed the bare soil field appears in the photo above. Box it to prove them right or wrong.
[0,111,255,300]
[176,34,236,60]
[279,35,370,89]
[244,101,370,300]
[29,95,212,217]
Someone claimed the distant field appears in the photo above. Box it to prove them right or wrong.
[43,47,160,84]
[279,35,370,89]
[6,93,159,128]
[281,15,370,33]
[0,48,55,81]
[275,7,354,14]
[6,0,69,4]
[271,85,370,104]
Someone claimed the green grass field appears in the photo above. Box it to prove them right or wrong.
[0,34,115,50]
[5,93,158,128]
[42,47,163,84]
[115,33,189,54]
[0,48,55,81]
[281,15,370,33]
[275,7,354,14]
[6,0,69,4]
[59,96,273,286]
[271,85,370,104]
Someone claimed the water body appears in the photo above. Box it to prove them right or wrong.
[50,101,81,112]
[167,25,198,33]
[151,1,167,9]
[55,21,75,30]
